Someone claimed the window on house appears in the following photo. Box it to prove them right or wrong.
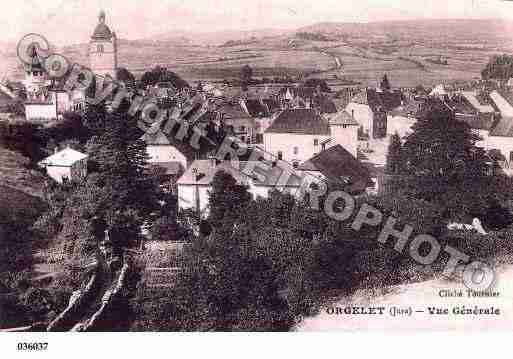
[509,151,513,163]
[293,161,299,169]
[314,139,319,146]
[241,136,245,142]
[278,151,283,160]
[97,44,104,53]
[293,146,299,155]
[240,125,246,132]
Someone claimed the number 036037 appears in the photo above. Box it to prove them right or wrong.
[17,342,48,351]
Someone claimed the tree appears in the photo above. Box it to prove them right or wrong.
[140,66,189,90]
[481,54,513,80]
[401,99,499,218]
[116,67,136,89]
[207,170,251,229]
[380,74,391,91]
[241,65,253,85]
[385,132,404,174]
[84,110,161,250]
[303,78,331,92]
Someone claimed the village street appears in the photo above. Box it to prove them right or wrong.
[297,265,513,331]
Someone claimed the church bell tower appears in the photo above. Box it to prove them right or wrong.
[89,10,118,79]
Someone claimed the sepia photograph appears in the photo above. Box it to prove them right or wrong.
[2,0,513,355]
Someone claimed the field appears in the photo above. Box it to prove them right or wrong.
[1,19,513,88]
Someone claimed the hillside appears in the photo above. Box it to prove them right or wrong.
[2,19,512,88]
[0,147,46,199]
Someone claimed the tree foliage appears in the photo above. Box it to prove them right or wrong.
[481,54,513,80]
[140,66,189,89]
[401,99,510,220]
[385,132,404,174]
[116,67,136,89]
[207,170,251,228]
[303,78,331,92]
[380,74,391,91]
[241,64,253,85]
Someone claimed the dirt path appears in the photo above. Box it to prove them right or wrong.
[297,265,513,331]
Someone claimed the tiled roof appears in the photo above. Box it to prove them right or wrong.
[389,100,423,118]
[262,98,280,113]
[299,144,373,193]
[279,86,317,100]
[219,102,252,119]
[328,110,359,126]
[151,161,184,176]
[244,99,269,117]
[140,129,171,145]
[490,116,513,137]
[456,112,495,131]
[39,148,87,167]
[316,96,338,114]
[265,109,330,135]
[491,89,513,117]
[351,88,402,113]
[177,160,302,187]
[460,91,494,113]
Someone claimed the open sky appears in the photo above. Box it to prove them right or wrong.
[4,0,513,45]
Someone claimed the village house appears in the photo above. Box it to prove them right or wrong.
[38,147,88,183]
[176,159,303,214]
[297,144,374,195]
[345,87,402,140]
[239,98,280,143]
[177,143,374,214]
[447,91,497,146]
[387,99,423,138]
[489,89,513,118]
[277,86,338,115]
[140,129,187,174]
[429,84,449,98]
[217,102,257,144]
[460,89,513,174]
[263,108,359,166]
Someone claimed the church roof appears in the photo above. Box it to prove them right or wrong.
[91,11,113,40]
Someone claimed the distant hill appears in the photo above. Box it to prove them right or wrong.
[3,18,513,85]
[297,19,513,42]
[149,28,293,46]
